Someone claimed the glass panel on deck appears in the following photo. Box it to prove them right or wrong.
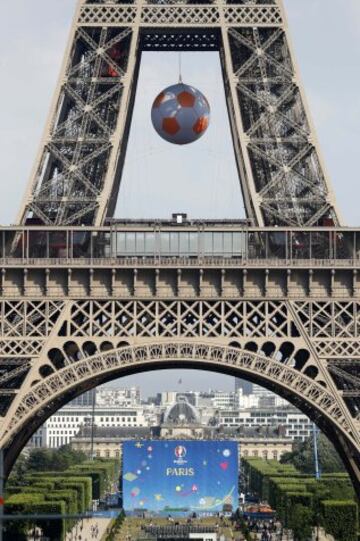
[144,232,155,255]
[248,232,265,259]
[223,233,232,256]
[268,231,287,259]
[73,230,92,258]
[291,231,310,259]
[335,232,354,259]
[203,232,213,255]
[189,232,198,255]
[179,233,189,255]
[170,232,179,255]
[311,231,331,259]
[28,230,48,258]
[4,230,22,258]
[0,230,4,258]
[213,233,223,255]
[93,232,111,258]
[126,232,136,255]
[160,232,170,255]
[117,232,126,255]
[356,232,360,261]
[232,232,245,257]
[136,232,145,254]
[49,231,68,258]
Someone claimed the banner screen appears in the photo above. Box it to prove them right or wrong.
[122,440,238,515]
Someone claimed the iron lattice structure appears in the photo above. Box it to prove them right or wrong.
[18,0,339,227]
[1,0,360,498]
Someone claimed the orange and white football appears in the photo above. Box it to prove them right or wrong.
[151,83,210,145]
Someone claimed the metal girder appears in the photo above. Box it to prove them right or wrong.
[342,391,360,399]
[329,365,360,389]
[0,364,31,386]
[16,0,340,227]
[0,296,358,445]
[226,17,339,226]
[0,336,356,446]
[18,18,131,226]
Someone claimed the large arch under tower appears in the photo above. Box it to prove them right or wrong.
[2,341,360,495]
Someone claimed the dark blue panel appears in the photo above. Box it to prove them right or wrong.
[123,440,238,515]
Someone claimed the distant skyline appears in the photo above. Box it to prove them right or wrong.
[0,1,359,395]
[102,369,244,398]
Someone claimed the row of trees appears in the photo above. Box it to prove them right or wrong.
[243,458,358,541]
[9,446,88,483]
[280,433,345,474]
[5,446,119,541]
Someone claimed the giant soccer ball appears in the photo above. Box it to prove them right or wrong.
[151,83,210,145]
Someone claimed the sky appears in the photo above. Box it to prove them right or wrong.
[0,0,359,395]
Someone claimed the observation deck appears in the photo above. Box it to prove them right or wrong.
[1,222,359,264]
[0,222,359,299]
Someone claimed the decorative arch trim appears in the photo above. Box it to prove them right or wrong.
[1,341,355,450]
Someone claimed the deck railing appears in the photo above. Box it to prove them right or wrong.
[1,225,359,263]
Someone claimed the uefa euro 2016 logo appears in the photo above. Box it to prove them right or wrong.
[174,445,187,459]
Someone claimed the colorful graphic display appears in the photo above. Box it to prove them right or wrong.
[122,440,238,515]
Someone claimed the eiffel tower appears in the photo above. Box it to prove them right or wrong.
[1,0,360,499]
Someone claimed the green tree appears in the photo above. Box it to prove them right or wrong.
[26,449,55,472]
[280,434,345,474]
[321,500,358,541]
[9,445,88,482]
[35,445,86,472]
[55,445,87,470]
[289,504,313,541]
[8,454,28,485]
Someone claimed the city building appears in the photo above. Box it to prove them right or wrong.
[235,378,253,396]
[30,405,147,448]
[160,391,199,407]
[71,425,292,461]
[69,388,96,407]
[212,391,238,410]
[28,387,312,450]
[218,408,312,441]
[96,386,141,407]
[69,395,293,462]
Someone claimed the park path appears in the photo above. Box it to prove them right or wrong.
[65,516,112,541]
